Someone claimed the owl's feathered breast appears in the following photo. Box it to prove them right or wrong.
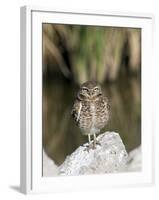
[71,95,110,133]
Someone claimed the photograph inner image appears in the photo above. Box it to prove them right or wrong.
[42,24,141,176]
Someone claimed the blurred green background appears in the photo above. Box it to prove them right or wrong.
[43,24,141,165]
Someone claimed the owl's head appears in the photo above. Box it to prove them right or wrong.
[78,81,102,100]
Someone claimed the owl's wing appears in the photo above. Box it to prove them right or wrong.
[103,96,111,111]
[71,99,82,123]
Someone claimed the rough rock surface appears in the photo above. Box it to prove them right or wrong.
[43,150,59,176]
[125,146,141,172]
[59,132,128,175]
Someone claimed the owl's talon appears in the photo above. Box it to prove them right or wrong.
[84,145,91,152]
[83,141,95,151]
[92,140,101,149]
[96,141,101,146]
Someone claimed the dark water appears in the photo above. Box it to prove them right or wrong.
[43,75,141,165]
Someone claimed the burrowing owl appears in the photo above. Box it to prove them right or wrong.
[71,81,110,149]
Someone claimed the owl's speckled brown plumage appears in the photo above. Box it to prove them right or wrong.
[71,81,110,149]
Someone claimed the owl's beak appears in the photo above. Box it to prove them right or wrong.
[89,90,93,96]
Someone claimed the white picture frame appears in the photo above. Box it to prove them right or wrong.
[20,5,154,194]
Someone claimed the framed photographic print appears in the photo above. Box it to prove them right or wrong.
[20,6,154,194]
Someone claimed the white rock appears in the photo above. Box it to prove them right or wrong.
[126,146,141,172]
[43,150,59,176]
[59,132,128,175]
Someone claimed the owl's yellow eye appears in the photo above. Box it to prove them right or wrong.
[82,87,88,92]
[94,87,99,91]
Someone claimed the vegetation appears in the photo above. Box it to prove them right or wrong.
[43,24,141,84]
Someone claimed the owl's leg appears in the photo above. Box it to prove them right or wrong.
[83,133,92,151]
[88,133,91,146]
[93,132,97,149]
[93,132,101,148]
